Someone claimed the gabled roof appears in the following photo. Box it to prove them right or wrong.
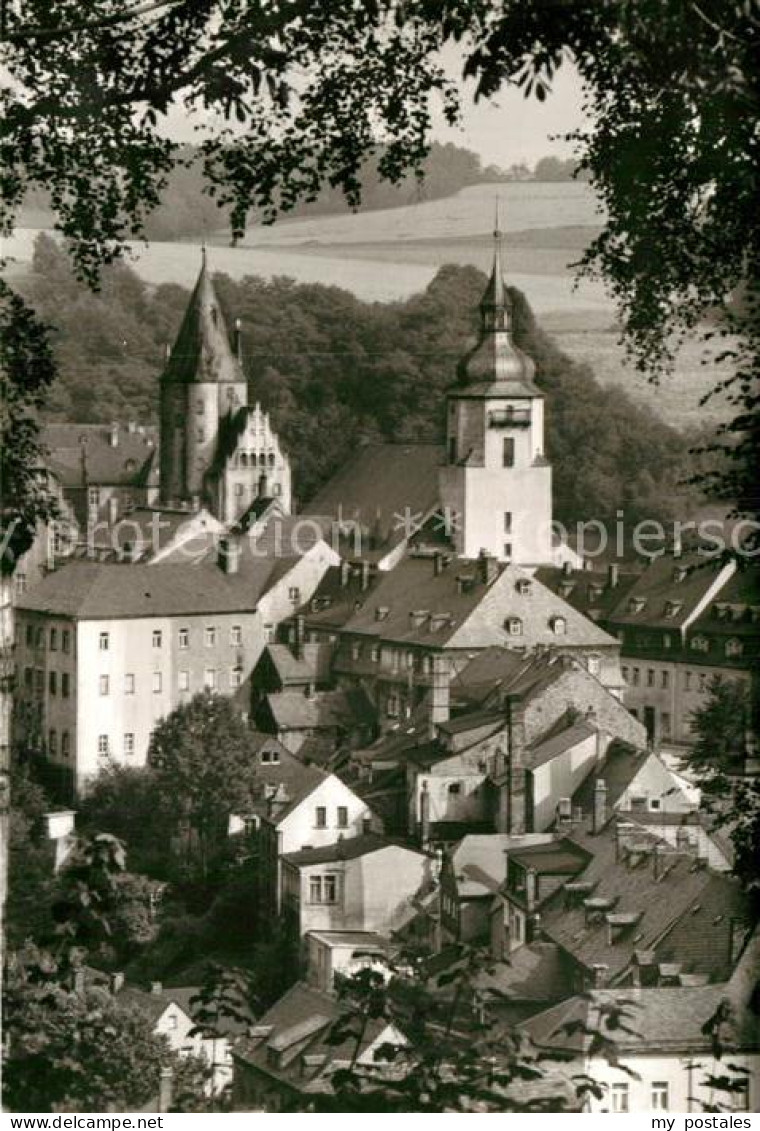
[337,559,616,650]
[264,687,375,733]
[155,516,328,564]
[571,743,656,813]
[16,558,281,619]
[690,565,760,642]
[606,551,731,629]
[161,258,244,386]
[303,442,443,556]
[83,506,222,559]
[450,834,554,899]
[267,644,318,685]
[41,423,159,487]
[535,564,638,624]
[261,763,330,826]
[474,941,569,1004]
[526,718,597,770]
[282,833,424,867]
[537,819,744,982]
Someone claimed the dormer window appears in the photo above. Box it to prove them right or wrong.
[550,616,567,635]
[628,597,647,614]
[726,638,744,658]
[375,606,389,622]
[505,616,523,636]
[515,579,532,596]
[664,600,682,618]
[673,565,688,583]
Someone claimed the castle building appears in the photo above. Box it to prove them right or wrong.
[158,250,291,523]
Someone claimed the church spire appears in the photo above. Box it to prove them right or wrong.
[479,199,510,332]
[161,248,243,385]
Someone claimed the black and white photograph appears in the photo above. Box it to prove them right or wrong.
[0,0,758,1117]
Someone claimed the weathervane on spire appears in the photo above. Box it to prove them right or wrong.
[494,195,502,240]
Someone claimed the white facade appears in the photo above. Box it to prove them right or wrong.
[274,774,374,856]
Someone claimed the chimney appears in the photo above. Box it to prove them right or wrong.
[360,560,371,591]
[477,549,498,586]
[429,652,450,736]
[293,614,305,660]
[109,423,119,448]
[340,560,351,588]
[524,867,537,914]
[420,780,430,847]
[158,1066,174,1113]
[593,778,607,834]
[110,971,125,995]
[607,562,619,588]
[433,552,444,577]
[108,496,119,525]
[218,535,240,574]
[234,317,243,362]
[151,981,163,996]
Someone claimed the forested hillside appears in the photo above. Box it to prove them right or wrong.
[21,234,692,525]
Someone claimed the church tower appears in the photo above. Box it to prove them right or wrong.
[159,250,248,507]
[158,252,291,522]
[439,217,554,566]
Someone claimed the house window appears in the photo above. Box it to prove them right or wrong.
[178,670,190,692]
[25,624,33,647]
[36,626,44,648]
[371,645,381,662]
[273,483,281,496]
[315,806,327,828]
[632,667,640,686]
[647,669,655,687]
[661,713,671,736]
[260,748,280,765]
[691,635,709,653]
[99,675,110,696]
[663,634,672,649]
[504,511,512,533]
[726,638,744,658]
[506,617,522,636]
[684,670,692,690]
[152,671,162,693]
[99,632,110,651]
[15,572,27,595]
[352,642,362,661]
[204,668,217,690]
[448,783,462,795]
[265,624,275,643]
[152,630,162,648]
[550,616,566,636]
[649,797,662,810]
[386,694,400,719]
[23,668,32,692]
[288,586,300,603]
[48,729,57,756]
[50,628,58,651]
[231,667,243,688]
[62,630,70,653]
[197,428,205,442]
[610,1083,629,1113]
[231,625,242,647]
[588,654,601,676]
[124,733,135,756]
[337,806,348,828]
[205,627,216,647]
[34,669,44,695]
[504,543,512,560]
[124,673,135,694]
[661,670,670,689]
[651,1082,669,1111]
[235,483,244,497]
[97,734,110,757]
[88,487,101,508]
[49,671,57,696]
[503,437,515,467]
[698,673,708,692]
[61,731,70,759]
[622,665,629,682]
[309,874,340,904]
[178,628,189,649]
[61,672,70,698]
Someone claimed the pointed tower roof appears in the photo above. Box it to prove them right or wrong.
[456,209,540,397]
[161,250,244,384]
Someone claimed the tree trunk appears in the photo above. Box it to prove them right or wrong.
[0,571,14,969]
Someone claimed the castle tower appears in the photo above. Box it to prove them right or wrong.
[159,250,248,507]
[439,216,553,566]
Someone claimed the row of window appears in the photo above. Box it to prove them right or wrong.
[26,625,71,652]
[622,665,724,693]
[23,669,71,697]
[627,630,744,659]
[99,625,245,652]
[308,873,341,904]
[505,615,569,637]
[47,729,71,758]
[604,1078,748,1112]
[99,667,244,696]
[97,734,136,757]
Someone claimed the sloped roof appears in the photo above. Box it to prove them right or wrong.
[265,687,375,733]
[267,644,317,685]
[535,564,638,625]
[690,565,760,644]
[263,763,330,826]
[607,551,729,629]
[283,833,424,867]
[16,558,280,619]
[522,985,751,1055]
[155,516,328,565]
[84,507,222,559]
[474,941,569,1003]
[526,718,597,770]
[451,834,554,899]
[538,820,744,982]
[571,743,654,813]
[42,423,159,487]
[161,259,243,385]
[303,442,444,554]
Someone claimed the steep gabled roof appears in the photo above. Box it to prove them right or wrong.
[41,423,159,488]
[161,257,243,385]
[606,551,732,630]
[282,833,424,867]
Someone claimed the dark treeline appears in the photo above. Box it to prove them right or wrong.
[21,233,694,526]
